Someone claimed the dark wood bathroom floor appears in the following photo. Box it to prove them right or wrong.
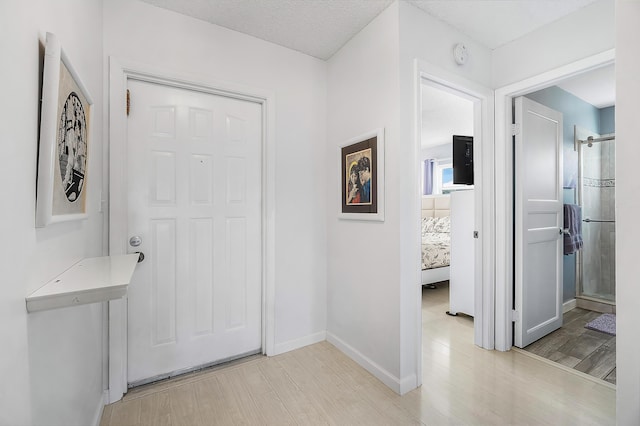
[523,308,616,384]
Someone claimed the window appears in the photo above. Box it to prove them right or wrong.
[436,162,453,193]
[424,160,472,194]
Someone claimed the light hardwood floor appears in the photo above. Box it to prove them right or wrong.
[101,283,615,425]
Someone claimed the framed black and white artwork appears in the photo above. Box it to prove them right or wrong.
[36,32,92,227]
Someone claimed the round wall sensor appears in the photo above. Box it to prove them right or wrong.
[453,43,468,65]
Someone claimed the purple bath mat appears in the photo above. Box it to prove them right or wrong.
[585,313,616,336]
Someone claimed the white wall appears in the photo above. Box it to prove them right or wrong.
[615,1,640,423]
[326,2,402,389]
[103,0,327,353]
[492,0,615,88]
[0,1,105,425]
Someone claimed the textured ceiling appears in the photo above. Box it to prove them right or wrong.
[141,0,394,60]
[141,0,600,59]
[407,0,600,49]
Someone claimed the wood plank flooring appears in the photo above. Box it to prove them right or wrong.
[101,284,615,425]
[522,307,617,384]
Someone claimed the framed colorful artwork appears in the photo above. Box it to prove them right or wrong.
[36,32,93,227]
[339,128,385,221]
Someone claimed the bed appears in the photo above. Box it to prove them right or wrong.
[421,195,451,288]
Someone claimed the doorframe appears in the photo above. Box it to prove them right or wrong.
[107,57,276,403]
[494,49,615,351]
[414,59,495,386]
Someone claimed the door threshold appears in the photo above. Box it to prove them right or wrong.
[124,350,263,400]
[511,347,616,390]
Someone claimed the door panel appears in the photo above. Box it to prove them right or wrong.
[514,96,563,348]
[126,80,262,384]
[150,218,177,345]
[190,217,214,336]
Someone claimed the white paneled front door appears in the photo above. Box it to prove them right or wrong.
[514,96,563,348]
[126,80,262,384]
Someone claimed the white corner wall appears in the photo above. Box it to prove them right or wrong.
[325,0,493,394]
[492,0,615,88]
[615,1,640,423]
[326,2,403,391]
[0,1,105,425]
[103,0,327,354]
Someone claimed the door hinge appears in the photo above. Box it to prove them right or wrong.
[511,309,520,322]
[126,89,130,116]
[473,231,479,239]
[511,123,520,136]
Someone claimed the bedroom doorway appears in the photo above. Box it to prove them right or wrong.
[415,63,494,373]
[420,84,475,320]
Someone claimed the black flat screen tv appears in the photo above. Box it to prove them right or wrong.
[452,135,474,185]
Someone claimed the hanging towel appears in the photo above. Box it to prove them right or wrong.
[563,204,583,255]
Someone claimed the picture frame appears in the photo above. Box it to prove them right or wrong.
[338,128,385,221]
[36,32,93,227]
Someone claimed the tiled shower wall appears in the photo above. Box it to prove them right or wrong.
[581,138,616,301]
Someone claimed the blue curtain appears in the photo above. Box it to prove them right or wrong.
[423,159,434,195]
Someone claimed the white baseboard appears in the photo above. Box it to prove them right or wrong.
[399,373,418,395]
[327,331,409,395]
[92,390,109,426]
[563,299,577,314]
[273,330,326,355]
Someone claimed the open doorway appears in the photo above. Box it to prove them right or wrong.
[420,83,475,322]
[513,65,616,385]
[416,62,494,362]
[494,50,616,386]
[419,83,477,370]
[414,62,494,387]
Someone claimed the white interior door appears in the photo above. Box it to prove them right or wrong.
[126,79,262,384]
[514,96,563,348]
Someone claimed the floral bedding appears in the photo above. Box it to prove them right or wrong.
[421,216,451,270]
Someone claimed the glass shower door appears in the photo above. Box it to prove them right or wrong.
[579,136,616,302]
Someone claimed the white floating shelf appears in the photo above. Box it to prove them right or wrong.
[26,254,139,313]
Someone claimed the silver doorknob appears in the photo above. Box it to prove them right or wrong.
[129,235,142,247]
[560,228,570,235]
